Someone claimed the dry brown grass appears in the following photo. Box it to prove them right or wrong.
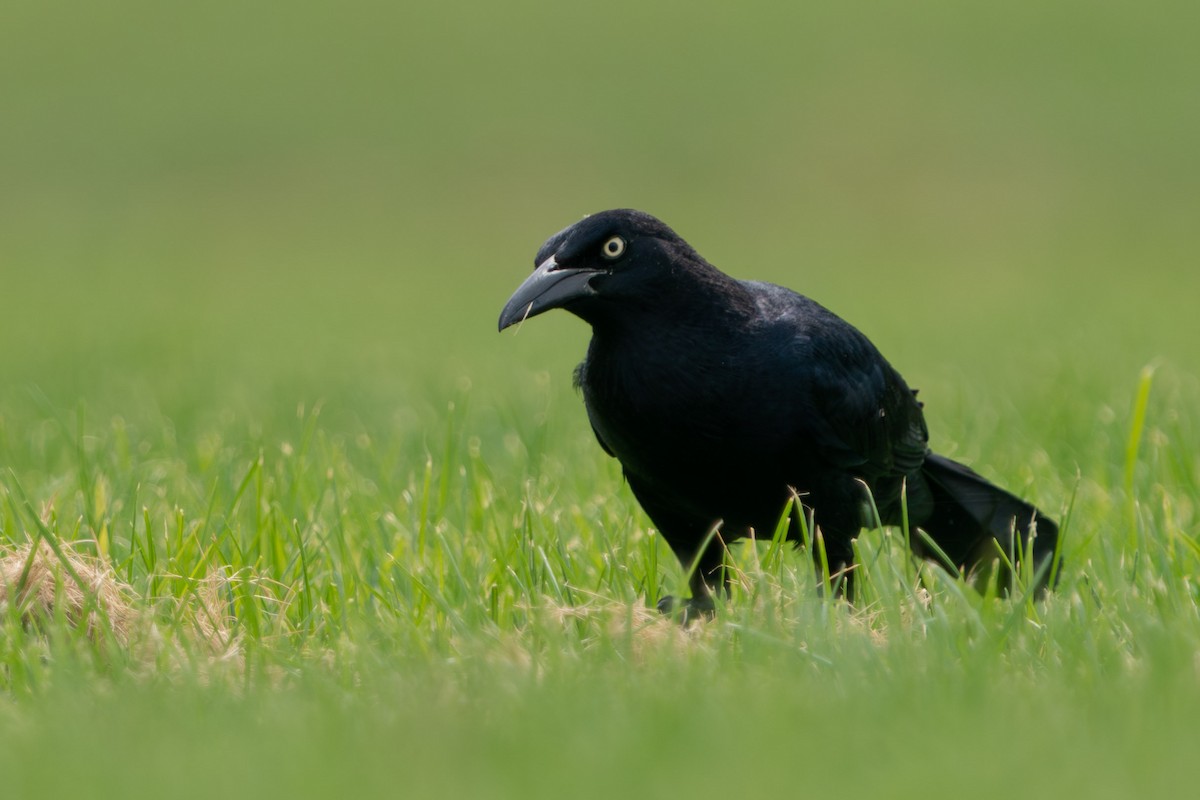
[0,538,240,669]
[0,539,139,644]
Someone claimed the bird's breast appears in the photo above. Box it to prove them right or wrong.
[580,337,801,503]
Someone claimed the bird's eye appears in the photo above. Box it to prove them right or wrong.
[601,236,626,260]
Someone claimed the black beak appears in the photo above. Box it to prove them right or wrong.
[498,256,601,331]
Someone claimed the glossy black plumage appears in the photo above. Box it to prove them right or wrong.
[500,209,1058,614]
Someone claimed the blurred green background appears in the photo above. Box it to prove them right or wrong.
[3,0,1197,420]
[3,2,1200,797]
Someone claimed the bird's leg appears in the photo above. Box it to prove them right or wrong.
[655,533,729,624]
[626,479,730,622]
[811,534,856,601]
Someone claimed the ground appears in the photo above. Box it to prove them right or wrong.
[1,1,1198,797]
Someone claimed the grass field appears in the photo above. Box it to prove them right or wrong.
[2,1,1199,797]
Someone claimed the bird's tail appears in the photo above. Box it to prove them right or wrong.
[915,453,1059,592]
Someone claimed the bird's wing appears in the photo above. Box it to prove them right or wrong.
[768,296,928,479]
[806,338,928,478]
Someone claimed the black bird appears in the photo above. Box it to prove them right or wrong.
[499,209,1058,615]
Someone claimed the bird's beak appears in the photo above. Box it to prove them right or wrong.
[498,256,600,331]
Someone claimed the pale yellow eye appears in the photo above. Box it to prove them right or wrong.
[601,236,626,259]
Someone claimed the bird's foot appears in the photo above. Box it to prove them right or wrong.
[655,594,716,625]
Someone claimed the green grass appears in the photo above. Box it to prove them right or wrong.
[1,368,1197,798]
[2,1,1199,797]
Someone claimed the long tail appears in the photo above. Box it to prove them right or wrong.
[916,453,1059,592]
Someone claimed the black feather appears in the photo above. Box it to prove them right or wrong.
[500,209,1060,613]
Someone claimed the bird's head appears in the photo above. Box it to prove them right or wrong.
[498,209,697,331]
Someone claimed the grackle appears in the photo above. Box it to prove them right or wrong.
[499,209,1058,617]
